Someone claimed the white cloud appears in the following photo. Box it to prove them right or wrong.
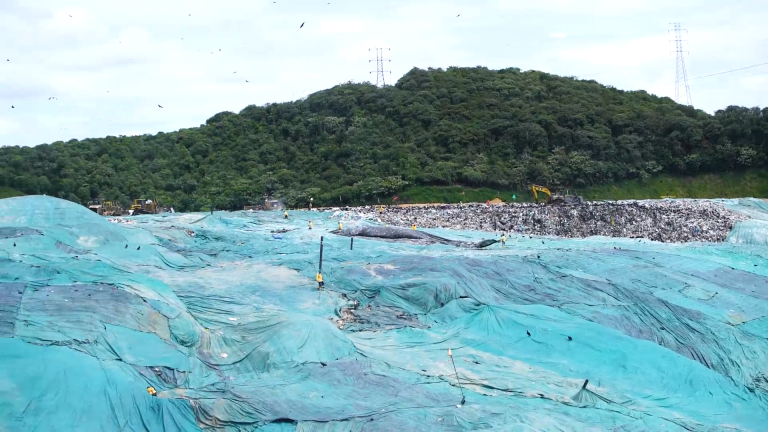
[0,0,766,147]
[318,19,366,35]
[558,35,670,67]
[0,119,21,137]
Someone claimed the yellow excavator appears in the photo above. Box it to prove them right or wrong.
[531,185,584,205]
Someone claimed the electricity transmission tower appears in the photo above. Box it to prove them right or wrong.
[669,23,692,106]
[368,48,391,87]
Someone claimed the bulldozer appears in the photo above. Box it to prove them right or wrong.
[87,199,123,216]
[531,185,584,205]
[129,198,159,215]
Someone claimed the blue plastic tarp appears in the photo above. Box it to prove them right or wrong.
[0,196,767,431]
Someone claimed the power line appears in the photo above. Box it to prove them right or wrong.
[685,69,768,90]
[575,36,768,80]
[688,61,768,82]
[669,22,692,106]
[368,47,391,87]
[649,61,768,89]
[741,70,768,79]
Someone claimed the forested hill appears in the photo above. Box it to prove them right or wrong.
[1,66,766,210]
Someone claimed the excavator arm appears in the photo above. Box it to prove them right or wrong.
[531,185,551,203]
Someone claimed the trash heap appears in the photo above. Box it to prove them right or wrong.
[374,200,749,243]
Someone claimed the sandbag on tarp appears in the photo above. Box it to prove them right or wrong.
[332,225,498,248]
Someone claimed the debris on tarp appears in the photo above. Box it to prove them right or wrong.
[370,200,747,243]
[332,225,498,248]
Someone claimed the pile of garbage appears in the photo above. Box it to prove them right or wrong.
[370,200,748,243]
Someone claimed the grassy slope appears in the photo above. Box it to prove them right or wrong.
[0,187,24,199]
[395,170,768,204]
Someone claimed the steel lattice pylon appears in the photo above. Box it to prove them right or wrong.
[670,23,692,106]
[368,48,391,87]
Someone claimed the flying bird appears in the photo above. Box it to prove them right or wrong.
[137,246,141,250]
[233,71,236,74]
[219,48,221,51]
[69,15,72,17]
[11,105,14,108]
[300,22,305,28]
[567,336,572,341]
[526,330,531,337]
[158,104,164,108]
[245,80,249,82]
[456,14,460,17]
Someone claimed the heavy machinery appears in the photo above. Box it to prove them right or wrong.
[87,199,123,216]
[129,198,159,215]
[531,185,584,205]
[244,195,284,211]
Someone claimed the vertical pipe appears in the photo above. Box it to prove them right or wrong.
[449,351,466,405]
[350,237,354,250]
[319,236,324,271]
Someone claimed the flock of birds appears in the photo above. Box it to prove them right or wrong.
[6,6,466,112]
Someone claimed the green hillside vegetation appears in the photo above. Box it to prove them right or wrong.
[0,66,766,211]
[579,170,768,201]
[0,186,24,199]
[396,169,768,204]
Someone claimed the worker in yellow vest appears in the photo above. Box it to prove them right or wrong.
[411,223,417,230]
[338,221,343,230]
[284,211,289,219]
[147,386,157,396]
[308,220,313,230]
[501,233,506,248]
[316,272,324,290]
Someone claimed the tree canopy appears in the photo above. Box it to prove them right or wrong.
[1,66,766,210]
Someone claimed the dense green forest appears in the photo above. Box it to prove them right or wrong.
[1,66,766,210]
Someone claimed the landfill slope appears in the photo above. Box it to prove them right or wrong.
[0,196,767,431]
[375,200,746,243]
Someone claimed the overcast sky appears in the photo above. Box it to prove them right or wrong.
[1,0,766,147]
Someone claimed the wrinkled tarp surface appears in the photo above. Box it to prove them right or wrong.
[331,225,499,248]
[1,196,767,431]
